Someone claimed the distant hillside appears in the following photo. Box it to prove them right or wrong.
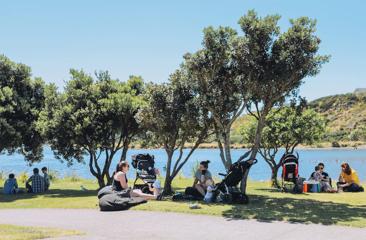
[230,92,366,144]
[309,92,366,141]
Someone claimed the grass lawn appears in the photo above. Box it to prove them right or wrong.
[1,177,366,228]
[0,224,82,240]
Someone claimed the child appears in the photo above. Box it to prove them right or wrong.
[3,173,19,194]
[203,179,215,203]
[313,166,334,192]
[148,168,163,200]
[312,166,323,181]
[42,167,50,191]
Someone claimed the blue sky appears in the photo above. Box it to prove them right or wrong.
[1,0,365,100]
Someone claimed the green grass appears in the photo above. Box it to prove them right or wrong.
[0,224,82,240]
[1,178,366,227]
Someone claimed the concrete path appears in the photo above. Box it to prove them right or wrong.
[0,209,365,240]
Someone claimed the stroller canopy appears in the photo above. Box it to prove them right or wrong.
[131,154,156,182]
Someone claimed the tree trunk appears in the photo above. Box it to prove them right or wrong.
[164,177,173,195]
[119,138,129,162]
[271,165,280,189]
[163,150,174,195]
[249,114,266,160]
[223,128,232,170]
[97,175,106,189]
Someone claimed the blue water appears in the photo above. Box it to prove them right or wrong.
[1,146,366,182]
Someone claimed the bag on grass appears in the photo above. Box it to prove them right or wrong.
[184,187,203,200]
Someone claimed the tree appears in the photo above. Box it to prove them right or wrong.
[183,10,328,193]
[38,70,144,187]
[236,11,329,162]
[183,26,249,170]
[137,70,211,194]
[0,55,46,162]
[241,103,326,188]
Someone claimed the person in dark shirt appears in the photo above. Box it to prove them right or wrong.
[3,173,18,194]
[26,168,45,193]
[310,163,331,186]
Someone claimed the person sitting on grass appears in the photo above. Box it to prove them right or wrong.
[42,167,50,191]
[312,166,335,192]
[3,173,19,194]
[193,160,214,197]
[112,161,163,200]
[148,168,163,198]
[310,163,332,186]
[337,163,364,192]
[26,168,45,194]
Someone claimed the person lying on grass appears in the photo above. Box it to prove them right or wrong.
[337,163,364,192]
[193,160,214,197]
[111,161,163,200]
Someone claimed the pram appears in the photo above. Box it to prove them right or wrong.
[213,158,258,204]
[281,153,301,192]
[131,154,157,194]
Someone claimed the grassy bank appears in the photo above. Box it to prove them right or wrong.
[1,178,365,228]
[0,224,82,240]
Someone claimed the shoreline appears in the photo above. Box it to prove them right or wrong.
[128,143,366,151]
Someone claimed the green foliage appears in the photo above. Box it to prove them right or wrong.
[242,106,325,152]
[48,170,59,182]
[0,55,46,162]
[241,104,326,187]
[65,172,81,182]
[137,71,210,193]
[310,92,366,142]
[18,172,29,184]
[38,70,145,187]
[0,171,5,181]
[183,10,329,170]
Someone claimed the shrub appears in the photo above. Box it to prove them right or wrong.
[66,172,81,182]
[48,170,59,182]
[18,172,29,183]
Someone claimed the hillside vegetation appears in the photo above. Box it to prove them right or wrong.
[309,92,366,142]
[230,92,366,146]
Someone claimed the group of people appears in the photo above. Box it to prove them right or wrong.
[4,160,363,197]
[309,162,364,193]
[111,161,163,200]
[3,167,50,195]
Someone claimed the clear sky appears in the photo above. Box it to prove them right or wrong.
[1,0,365,100]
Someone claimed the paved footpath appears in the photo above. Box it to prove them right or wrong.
[0,209,365,240]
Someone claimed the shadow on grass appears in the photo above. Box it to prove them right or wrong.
[222,194,366,225]
[0,188,97,203]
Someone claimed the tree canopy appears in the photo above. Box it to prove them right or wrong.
[38,69,145,187]
[0,55,46,162]
[137,70,211,194]
[183,10,329,173]
[241,102,326,187]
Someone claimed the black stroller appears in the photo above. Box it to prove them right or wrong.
[213,158,258,204]
[281,153,301,193]
[131,154,157,194]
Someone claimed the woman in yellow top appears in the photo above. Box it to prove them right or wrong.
[337,163,364,192]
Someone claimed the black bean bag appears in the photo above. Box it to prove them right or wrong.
[99,192,147,211]
[97,185,113,199]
